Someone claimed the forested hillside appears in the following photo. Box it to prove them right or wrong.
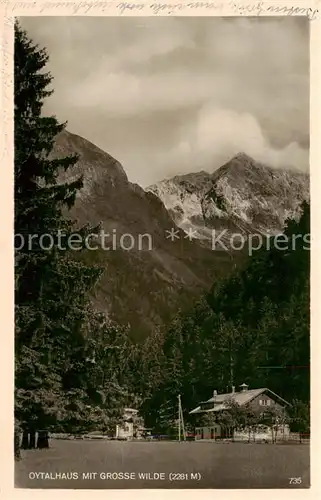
[138,202,310,432]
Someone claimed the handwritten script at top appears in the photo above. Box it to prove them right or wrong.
[0,0,319,19]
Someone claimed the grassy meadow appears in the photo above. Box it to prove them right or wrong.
[15,439,310,489]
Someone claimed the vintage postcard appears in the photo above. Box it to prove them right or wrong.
[0,1,320,496]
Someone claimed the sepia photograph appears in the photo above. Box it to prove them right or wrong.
[14,16,310,489]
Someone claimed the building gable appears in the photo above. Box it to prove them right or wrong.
[250,391,283,413]
[189,387,289,415]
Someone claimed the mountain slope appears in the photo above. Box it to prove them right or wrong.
[52,130,235,339]
[52,134,308,338]
[148,153,309,241]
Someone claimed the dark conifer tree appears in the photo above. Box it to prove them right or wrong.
[14,22,102,450]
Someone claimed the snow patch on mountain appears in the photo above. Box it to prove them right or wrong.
[147,153,309,240]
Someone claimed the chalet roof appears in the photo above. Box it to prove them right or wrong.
[189,388,289,415]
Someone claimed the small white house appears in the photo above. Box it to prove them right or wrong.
[115,408,145,440]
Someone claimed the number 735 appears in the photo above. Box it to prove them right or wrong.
[289,477,302,485]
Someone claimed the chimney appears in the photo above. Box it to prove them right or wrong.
[213,390,217,409]
[239,383,248,392]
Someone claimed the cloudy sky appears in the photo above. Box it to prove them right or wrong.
[20,17,309,187]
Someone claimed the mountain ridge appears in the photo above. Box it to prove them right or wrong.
[148,152,309,240]
[52,130,236,339]
[51,132,309,337]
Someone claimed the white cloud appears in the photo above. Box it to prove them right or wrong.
[66,70,222,117]
[21,16,309,186]
[193,106,308,171]
[138,107,308,186]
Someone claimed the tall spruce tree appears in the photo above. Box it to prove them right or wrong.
[14,22,103,449]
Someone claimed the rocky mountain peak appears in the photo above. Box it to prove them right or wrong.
[213,152,270,184]
[148,153,309,240]
[53,130,129,195]
[230,151,256,164]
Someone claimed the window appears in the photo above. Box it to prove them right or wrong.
[259,399,271,406]
[200,402,214,411]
